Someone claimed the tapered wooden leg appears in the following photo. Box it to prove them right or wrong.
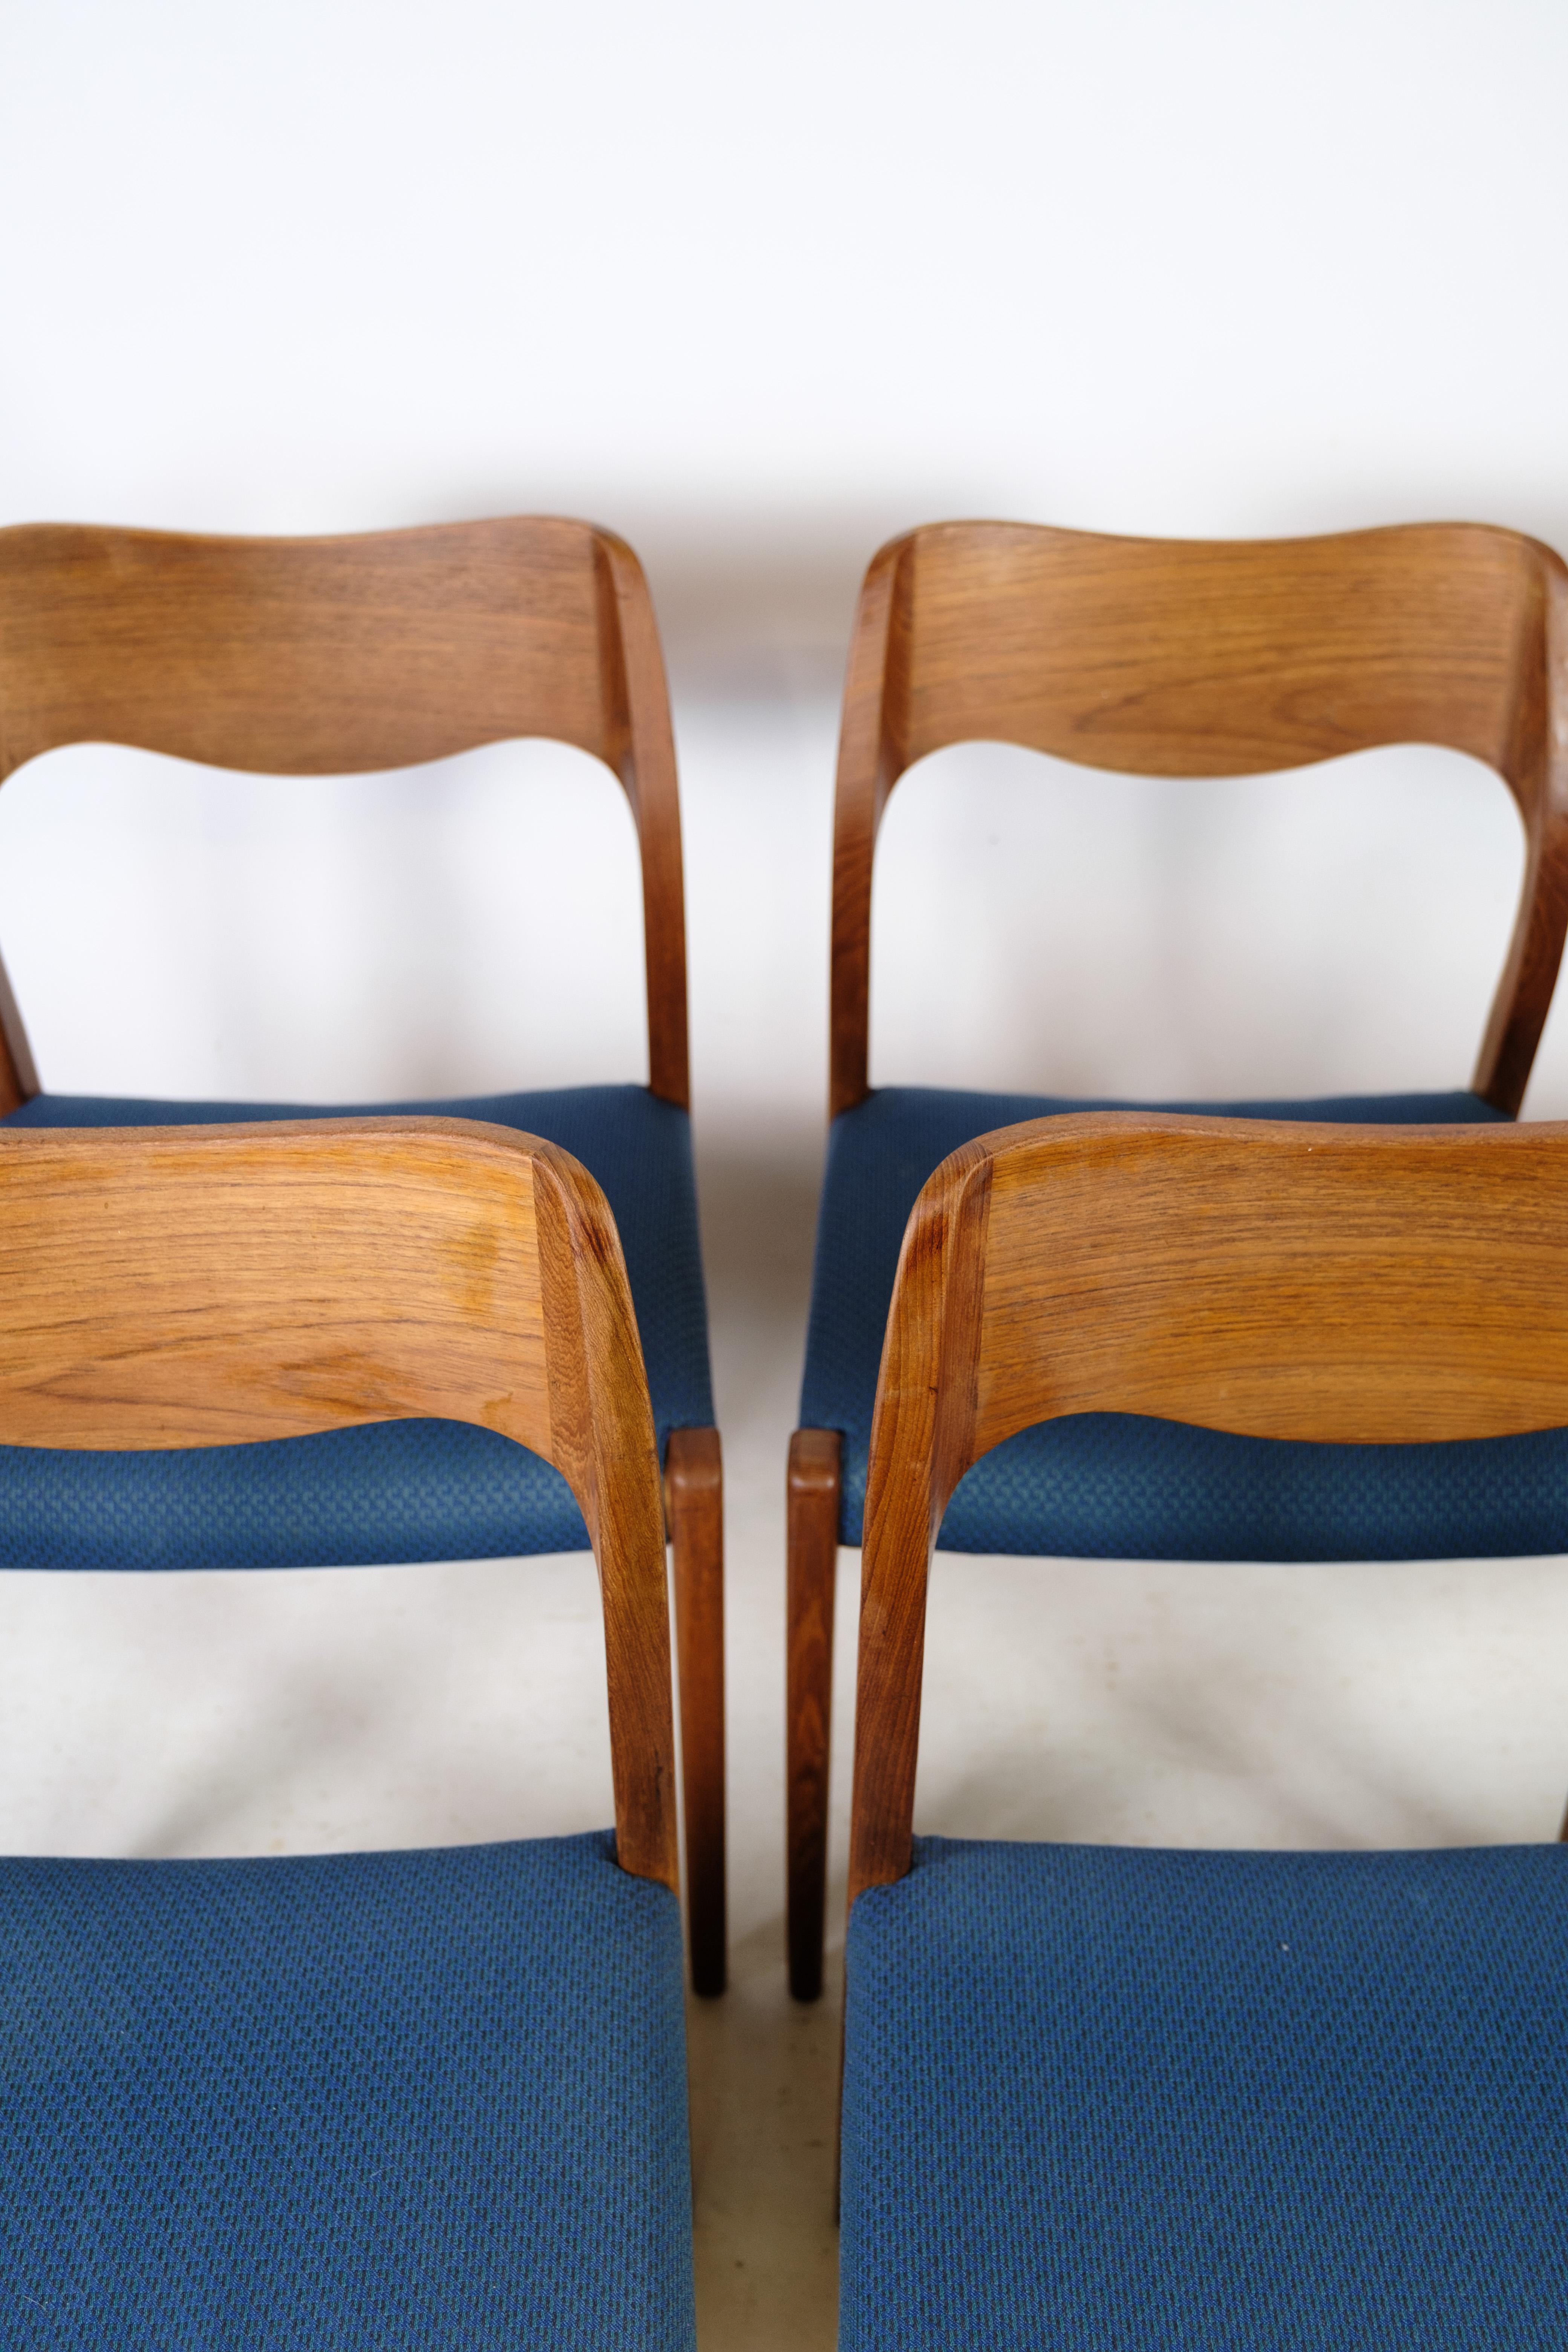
[787,1427,841,2003]
[666,1426,727,1997]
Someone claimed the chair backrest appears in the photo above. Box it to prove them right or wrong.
[848,1110,1568,1904]
[829,521,1568,1118]
[0,516,690,1108]
[0,1114,678,1889]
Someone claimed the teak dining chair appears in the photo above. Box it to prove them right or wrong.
[787,518,1568,1997]
[841,1110,1568,2350]
[0,515,726,1993]
[0,1116,693,2347]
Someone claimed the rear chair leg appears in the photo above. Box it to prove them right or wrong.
[787,1429,842,2002]
[666,1426,727,1996]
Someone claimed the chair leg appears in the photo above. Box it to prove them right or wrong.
[787,1428,841,2003]
[666,1426,727,1997]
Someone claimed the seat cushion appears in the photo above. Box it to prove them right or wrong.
[0,1086,713,1566]
[0,1830,694,2351]
[796,1084,1566,1558]
[841,1834,1568,2351]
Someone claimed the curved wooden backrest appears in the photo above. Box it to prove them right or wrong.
[848,1110,1568,1903]
[0,516,689,1107]
[0,1114,677,1890]
[830,520,1568,1118]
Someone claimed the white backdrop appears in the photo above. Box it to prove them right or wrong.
[6,11,1568,2344]
[4,0,1568,1131]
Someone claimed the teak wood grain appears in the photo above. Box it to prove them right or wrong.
[666,1424,727,1994]
[0,516,691,1108]
[786,1427,842,2002]
[0,1115,678,1892]
[828,520,1568,1119]
[848,1112,1568,1907]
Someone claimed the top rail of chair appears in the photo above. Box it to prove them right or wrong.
[879,1110,1568,1487]
[854,518,1568,784]
[0,515,659,780]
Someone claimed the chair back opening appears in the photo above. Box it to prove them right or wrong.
[0,519,691,1105]
[0,1115,678,1887]
[849,1111,1568,1902]
[830,521,1568,1115]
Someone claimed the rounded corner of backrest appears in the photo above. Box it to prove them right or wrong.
[1453,516,1563,585]
[886,517,1113,776]
[575,518,669,725]
[863,523,922,586]
[841,528,939,785]
[0,518,48,571]
[1521,527,1568,665]
[521,1124,610,1251]
[1473,525,1568,812]
[874,1130,997,1459]
[524,1129,649,1401]
[581,518,649,591]
[1533,530,1568,599]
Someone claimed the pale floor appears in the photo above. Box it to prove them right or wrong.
[3,1122,1568,2350]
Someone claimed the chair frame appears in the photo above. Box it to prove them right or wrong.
[0,1114,680,1885]
[848,1108,1568,1903]
[790,518,1568,1995]
[0,516,725,1986]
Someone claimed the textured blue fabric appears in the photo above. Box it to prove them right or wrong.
[0,1087,712,1567]
[798,1084,1540,1557]
[0,1829,695,2350]
[841,1834,1568,2351]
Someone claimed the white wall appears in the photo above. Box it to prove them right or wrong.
[3,0,1568,1128]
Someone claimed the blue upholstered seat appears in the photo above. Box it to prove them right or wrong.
[0,1829,695,2350]
[841,1834,1568,2351]
[0,1087,712,1567]
[796,1084,1568,1559]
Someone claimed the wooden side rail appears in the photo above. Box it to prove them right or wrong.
[848,1112,1568,1907]
[0,1115,679,1891]
[786,1427,842,2001]
[666,1424,727,1993]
